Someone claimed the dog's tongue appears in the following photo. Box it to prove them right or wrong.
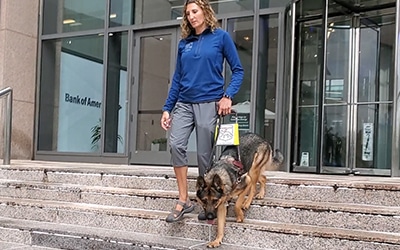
[207,220,215,225]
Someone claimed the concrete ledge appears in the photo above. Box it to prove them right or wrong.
[1,179,400,216]
[3,161,400,191]
[0,198,399,248]
[0,240,59,250]
[0,217,269,250]
[1,179,400,233]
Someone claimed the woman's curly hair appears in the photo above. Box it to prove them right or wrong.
[181,0,219,39]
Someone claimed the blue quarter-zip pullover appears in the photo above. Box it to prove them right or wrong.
[162,27,244,113]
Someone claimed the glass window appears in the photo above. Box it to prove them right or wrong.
[256,14,279,143]
[135,0,182,24]
[296,0,323,19]
[298,107,319,167]
[299,22,324,106]
[294,20,324,169]
[209,0,254,14]
[38,35,104,153]
[325,17,351,104]
[355,104,392,169]
[104,32,128,153]
[110,0,134,27]
[260,0,291,8]
[322,105,347,167]
[226,16,254,135]
[358,14,395,103]
[42,0,106,34]
[135,0,254,24]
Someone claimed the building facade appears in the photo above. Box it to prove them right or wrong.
[1,0,399,177]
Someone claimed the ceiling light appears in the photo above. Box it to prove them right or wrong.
[69,22,82,27]
[63,19,76,25]
[110,13,117,19]
[243,36,250,41]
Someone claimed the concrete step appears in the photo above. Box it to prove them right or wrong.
[0,240,61,250]
[2,164,400,207]
[1,179,400,233]
[0,164,182,191]
[0,197,399,250]
[0,217,265,250]
[266,173,400,206]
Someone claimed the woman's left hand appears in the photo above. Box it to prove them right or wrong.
[218,96,232,116]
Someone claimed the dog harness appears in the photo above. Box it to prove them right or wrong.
[207,111,245,180]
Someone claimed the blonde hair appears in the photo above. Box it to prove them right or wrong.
[181,0,219,39]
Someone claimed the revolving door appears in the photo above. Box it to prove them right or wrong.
[287,0,400,176]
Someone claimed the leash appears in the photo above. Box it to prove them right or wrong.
[204,115,222,175]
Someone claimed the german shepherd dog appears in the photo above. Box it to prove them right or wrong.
[196,132,284,248]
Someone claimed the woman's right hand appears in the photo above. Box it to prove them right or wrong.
[160,111,171,130]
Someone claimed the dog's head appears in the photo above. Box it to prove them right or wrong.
[196,174,226,221]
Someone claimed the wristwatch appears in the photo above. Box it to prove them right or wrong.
[223,94,232,100]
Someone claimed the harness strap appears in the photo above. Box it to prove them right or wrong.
[205,111,242,176]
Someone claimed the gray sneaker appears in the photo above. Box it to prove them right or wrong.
[166,200,195,223]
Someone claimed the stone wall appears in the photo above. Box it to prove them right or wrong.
[0,0,39,160]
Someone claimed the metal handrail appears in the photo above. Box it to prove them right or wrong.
[0,87,12,165]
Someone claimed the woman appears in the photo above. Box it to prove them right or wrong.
[160,0,244,223]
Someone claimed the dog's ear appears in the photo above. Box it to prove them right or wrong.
[196,176,206,190]
[212,174,223,191]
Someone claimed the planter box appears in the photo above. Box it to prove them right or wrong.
[151,143,167,151]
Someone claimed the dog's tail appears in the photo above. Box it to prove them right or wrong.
[268,149,284,171]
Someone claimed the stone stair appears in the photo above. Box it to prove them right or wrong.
[0,160,399,249]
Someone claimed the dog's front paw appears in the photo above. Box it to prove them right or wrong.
[236,214,244,223]
[242,200,251,210]
[207,240,221,248]
[255,192,264,199]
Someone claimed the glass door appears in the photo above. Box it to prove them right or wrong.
[291,0,396,175]
[350,11,395,175]
[322,9,395,175]
[129,28,180,165]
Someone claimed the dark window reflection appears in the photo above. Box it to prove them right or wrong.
[226,17,253,135]
[256,14,279,143]
[136,0,254,24]
[322,106,347,167]
[110,0,134,27]
[43,0,106,34]
[298,107,318,167]
[260,0,290,8]
[104,32,128,153]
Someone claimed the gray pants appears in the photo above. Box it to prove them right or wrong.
[169,102,218,176]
